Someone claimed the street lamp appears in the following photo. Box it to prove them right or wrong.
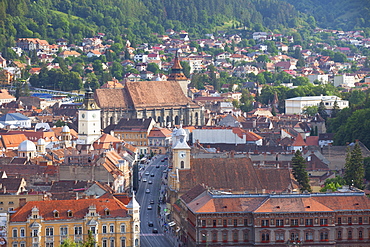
[202,233,208,247]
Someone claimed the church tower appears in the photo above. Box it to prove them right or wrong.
[169,126,191,192]
[167,52,190,97]
[78,88,101,144]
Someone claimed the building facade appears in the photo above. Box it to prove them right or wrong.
[8,197,140,247]
[181,191,370,247]
[285,96,349,115]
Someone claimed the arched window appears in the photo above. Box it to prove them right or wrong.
[262,233,269,242]
[181,161,184,169]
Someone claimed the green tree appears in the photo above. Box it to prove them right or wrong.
[291,150,312,192]
[147,63,160,75]
[331,100,339,118]
[303,106,318,116]
[239,88,254,112]
[364,157,370,181]
[318,100,329,120]
[344,142,364,189]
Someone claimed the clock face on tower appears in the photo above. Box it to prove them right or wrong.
[81,113,85,119]
[92,114,96,118]
[179,151,186,158]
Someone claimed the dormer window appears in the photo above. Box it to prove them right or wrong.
[53,210,59,218]
[104,208,110,216]
[67,210,73,217]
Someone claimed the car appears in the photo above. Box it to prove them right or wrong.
[156,165,160,168]
[142,178,147,182]
[150,200,154,204]
[145,189,150,194]
[161,159,165,162]
[150,173,155,177]
[145,172,150,176]
[148,221,154,227]
[164,157,168,160]
[148,180,153,184]
[147,205,152,210]
[152,228,158,233]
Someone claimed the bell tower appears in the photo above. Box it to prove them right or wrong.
[78,88,101,144]
[167,52,190,97]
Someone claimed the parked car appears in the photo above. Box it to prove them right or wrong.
[148,221,154,227]
[145,189,150,193]
[152,228,158,233]
[148,180,153,184]
[147,205,152,210]
[150,200,154,204]
[150,173,155,177]
[142,178,147,182]
[145,171,150,176]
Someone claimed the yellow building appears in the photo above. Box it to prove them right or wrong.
[8,196,140,247]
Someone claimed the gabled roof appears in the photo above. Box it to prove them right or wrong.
[10,198,127,222]
[0,113,29,122]
[114,118,154,131]
[292,134,307,147]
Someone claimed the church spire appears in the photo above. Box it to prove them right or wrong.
[168,51,187,81]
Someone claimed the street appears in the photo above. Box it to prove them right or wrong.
[136,155,177,247]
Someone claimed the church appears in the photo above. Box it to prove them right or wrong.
[94,55,205,128]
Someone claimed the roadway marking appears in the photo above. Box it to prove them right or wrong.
[141,233,165,236]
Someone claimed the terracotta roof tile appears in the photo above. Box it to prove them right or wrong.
[10,198,127,222]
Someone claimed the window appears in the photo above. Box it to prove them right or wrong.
[291,232,299,241]
[338,217,342,224]
[244,219,248,226]
[337,230,342,239]
[233,231,238,241]
[60,227,67,236]
[213,220,216,227]
[90,227,96,234]
[20,228,25,237]
[275,232,284,241]
[13,228,18,238]
[67,210,73,217]
[9,201,14,205]
[45,243,53,247]
[222,231,228,241]
[291,219,298,226]
[121,238,126,247]
[105,209,110,216]
[102,239,107,247]
[20,242,25,247]
[320,218,328,226]
[223,219,227,226]
[348,230,352,239]
[32,229,38,237]
[359,217,363,224]
[306,232,313,241]
[276,219,284,227]
[74,226,82,235]
[261,233,269,242]
[46,227,54,236]
[348,217,352,224]
[102,225,107,234]
[243,231,249,241]
[110,239,115,247]
[212,232,217,241]
[202,220,206,227]
[53,210,59,218]
[120,224,126,233]
[12,243,17,247]
[320,231,328,241]
[261,220,269,227]
[234,219,238,227]
[109,224,114,233]
[180,161,184,169]
[305,219,313,226]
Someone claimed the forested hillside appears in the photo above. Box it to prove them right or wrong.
[0,0,303,51]
[282,0,370,30]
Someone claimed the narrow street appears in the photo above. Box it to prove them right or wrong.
[136,155,179,247]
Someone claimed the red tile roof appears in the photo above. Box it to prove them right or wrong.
[10,198,128,222]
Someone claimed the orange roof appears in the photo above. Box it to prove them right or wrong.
[93,134,122,149]
[1,134,28,149]
[10,198,127,222]
[148,127,172,138]
[255,197,332,213]
[292,134,307,146]
[0,89,16,99]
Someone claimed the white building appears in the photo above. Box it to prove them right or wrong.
[307,74,329,84]
[333,74,355,87]
[78,89,101,144]
[0,113,31,128]
[285,95,349,115]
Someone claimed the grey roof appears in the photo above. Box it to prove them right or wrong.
[0,113,29,121]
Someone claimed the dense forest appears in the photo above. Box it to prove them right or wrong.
[0,0,324,52]
[282,0,370,30]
